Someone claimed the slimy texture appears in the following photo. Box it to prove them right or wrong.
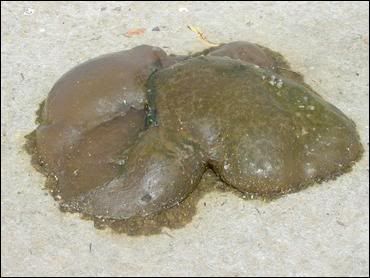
[30,45,173,200]
[25,42,363,235]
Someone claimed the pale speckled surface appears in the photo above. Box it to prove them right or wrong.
[1,1,369,276]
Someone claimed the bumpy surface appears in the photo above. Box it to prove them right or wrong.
[26,42,363,227]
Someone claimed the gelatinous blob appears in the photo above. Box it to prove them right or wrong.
[208,41,276,68]
[25,42,363,235]
[35,45,172,173]
[150,57,362,194]
[57,109,145,200]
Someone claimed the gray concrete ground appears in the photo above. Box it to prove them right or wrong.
[1,1,369,276]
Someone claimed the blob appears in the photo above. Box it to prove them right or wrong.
[31,45,173,198]
[25,42,363,233]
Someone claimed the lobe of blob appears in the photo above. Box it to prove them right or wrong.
[208,41,275,69]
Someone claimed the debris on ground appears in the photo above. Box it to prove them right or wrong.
[187,25,219,47]
[23,8,34,15]
[178,7,189,13]
[124,28,146,37]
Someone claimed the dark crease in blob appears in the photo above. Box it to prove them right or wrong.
[25,42,364,236]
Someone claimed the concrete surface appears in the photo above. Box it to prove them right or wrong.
[1,1,369,276]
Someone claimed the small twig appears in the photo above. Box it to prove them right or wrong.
[187,25,219,47]
[255,208,261,215]
[336,220,345,227]
[163,231,174,238]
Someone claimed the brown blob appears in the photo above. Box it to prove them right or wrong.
[150,56,363,197]
[33,44,172,175]
[205,41,305,83]
[25,42,363,236]
[44,45,168,126]
[58,109,145,200]
[87,170,232,236]
[208,41,276,69]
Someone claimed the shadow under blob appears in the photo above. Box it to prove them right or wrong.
[25,42,363,236]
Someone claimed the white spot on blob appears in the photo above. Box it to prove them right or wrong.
[276,79,283,88]
[307,105,315,110]
[301,127,309,136]
[304,162,316,178]
[269,80,276,86]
